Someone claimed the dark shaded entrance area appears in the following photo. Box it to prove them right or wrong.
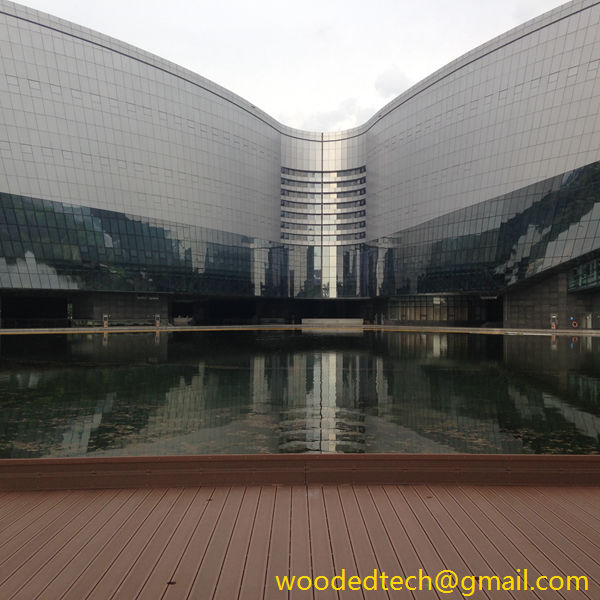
[176,296,374,325]
[481,296,503,325]
[0,294,69,328]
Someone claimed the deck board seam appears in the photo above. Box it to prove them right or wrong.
[0,490,115,584]
[106,488,194,600]
[471,486,598,598]
[0,491,79,552]
[430,486,548,600]
[76,488,172,600]
[402,486,496,600]
[422,485,520,600]
[361,486,416,600]
[209,486,256,600]
[454,486,568,600]
[235,486,264,600]
[488,487,600,574]
[144,486,217,600]
[26,488,138,600]
[518,487,600,552]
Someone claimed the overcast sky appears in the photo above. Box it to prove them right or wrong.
[19,0,567,131]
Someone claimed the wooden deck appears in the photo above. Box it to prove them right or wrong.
[1,481,599,598]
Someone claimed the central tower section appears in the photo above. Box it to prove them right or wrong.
[280,131,367,298]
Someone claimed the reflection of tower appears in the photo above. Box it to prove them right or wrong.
[278,351,368,452]
[250,355,269,414]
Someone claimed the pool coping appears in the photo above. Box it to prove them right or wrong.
[1,454,599,490]
[0,324,598,336]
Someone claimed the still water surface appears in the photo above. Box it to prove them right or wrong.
[1,331,599,457]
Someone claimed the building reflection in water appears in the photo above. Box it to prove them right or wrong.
[0,331,599,457]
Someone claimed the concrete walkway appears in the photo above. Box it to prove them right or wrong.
[0,324,597,336]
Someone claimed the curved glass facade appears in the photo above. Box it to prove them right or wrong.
[1,0,600,326]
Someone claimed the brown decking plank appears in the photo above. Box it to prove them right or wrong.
[322,486,365,600]
[263,486,292,600]
[450,486,567,600]
[210,486,262,600]
[305,486,338,600]
[7,489,137,600]
[177,486,247,600]
[421,485,521,600]
[351,486,412,599]
[400,486,501,600]
[517,487,600,553]
[0,490,115,582]
[97,488,199,600]
[0,490,80,549]
[382,486,452,598]
[237,486,276,600]
[130,487,216,600]
[149,486,229,599]
[536,486,600,525]
[368,486,443,600]
[337,486,389,600]
[492,486,600,570]
[60,488,172,600]
[82,488,185,600]
[0,492,50,524]
[551,486,600,508]
[428,486,548,600]
[31,489,152,600]
[288,485,313,600]
[475,487,600,591]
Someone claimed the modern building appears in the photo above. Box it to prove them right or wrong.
[1,0,599,328]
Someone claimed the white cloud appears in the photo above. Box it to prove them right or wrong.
[374,66,413,100]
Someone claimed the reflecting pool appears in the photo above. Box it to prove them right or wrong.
[1,331,600,457]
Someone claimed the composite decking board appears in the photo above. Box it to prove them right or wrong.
[350,487,409,585]
[472,488,599,600]
[321,486,365,600]
[155,486,230,598]
[182,486,248,600]
[289,485,313,600]
[305,486,338,600]
[263,485,292,600]
[452,486,568,600]
[132,487,216,600]
[84,488,185,600]
[0,490,116,585]
[0,491,47,522]
[337,485,390,600]
[60,488,172,600]
[210,486,262,600]
[428,486,549,600]
[159,486,234,600]
[367,486,444,600]
[555,485,600,507]
[540,486,600,522]
[398,486,497,600]
[382,487,450,587]
[518,487,600,553]
[471,486,597,583]
[237,486,276,600]
[35,489,153,600]
[0,490,82,551]
[421,486,521,600]
[109,487,200,600]
[481,487,600,585]
[7,489,137,600]
[1,484,600,599]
